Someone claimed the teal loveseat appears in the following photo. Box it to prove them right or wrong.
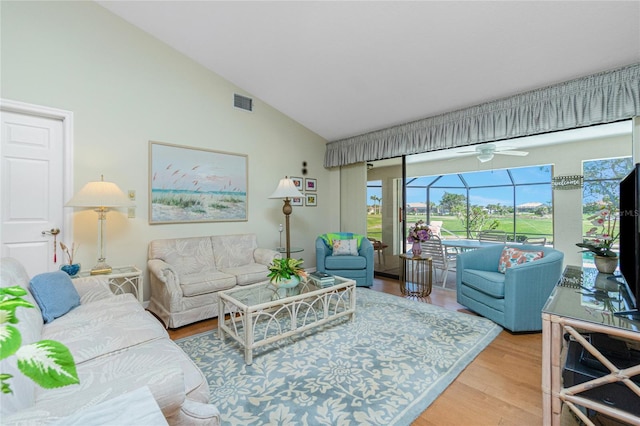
[456,244,564,332]
[315,234,374,287]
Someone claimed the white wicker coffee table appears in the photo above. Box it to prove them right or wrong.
[218,276,356,365]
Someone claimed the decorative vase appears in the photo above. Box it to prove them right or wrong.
[412,242,422,257]
[61,263,80,277]
[594,255,618,274]
[272,275,301,298]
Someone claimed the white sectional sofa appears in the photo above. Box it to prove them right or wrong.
[0,257,220,425]
[147,233,281,328]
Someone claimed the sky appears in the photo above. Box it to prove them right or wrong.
[368,165,553,207]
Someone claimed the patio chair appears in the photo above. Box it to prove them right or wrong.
[478,230,508,243]
[524,236,547,246]
[419,235,452,288]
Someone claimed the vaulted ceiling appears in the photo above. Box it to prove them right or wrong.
[97,1,640,142]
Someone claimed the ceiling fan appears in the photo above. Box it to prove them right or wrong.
[456,143,529,163]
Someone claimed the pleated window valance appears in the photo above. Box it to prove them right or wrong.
[324,63,640,168]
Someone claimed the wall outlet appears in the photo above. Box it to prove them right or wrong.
[128,207,136,218]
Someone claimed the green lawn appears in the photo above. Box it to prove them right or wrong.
[368,212,618,245]
[368,213,554,242]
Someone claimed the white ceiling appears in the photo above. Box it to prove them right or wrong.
[97,1,640,142]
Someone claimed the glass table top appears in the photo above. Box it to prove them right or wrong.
[543,265,640,332]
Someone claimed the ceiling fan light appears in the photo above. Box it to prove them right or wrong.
[477,153,494,162]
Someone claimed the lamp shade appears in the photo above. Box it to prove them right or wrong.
[268,177,304,199]
[65,178,134,208]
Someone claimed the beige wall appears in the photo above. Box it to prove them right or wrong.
[1,1,340,300]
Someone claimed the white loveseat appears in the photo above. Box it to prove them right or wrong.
[0,257,220,425]
[147,233,281,328]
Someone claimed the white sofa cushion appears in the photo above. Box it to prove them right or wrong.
[180,271,236,296]
[149,237,218,277]
[220,263,271,286]
[42,294,168,364]
[211,234,257,268]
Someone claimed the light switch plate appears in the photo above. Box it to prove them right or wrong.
[128,190,136,201]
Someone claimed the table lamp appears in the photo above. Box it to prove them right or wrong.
[269,176,304,258]
[65,175,134,275]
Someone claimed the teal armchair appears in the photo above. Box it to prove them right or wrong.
[315,234,373,287]
[456,244,564,332]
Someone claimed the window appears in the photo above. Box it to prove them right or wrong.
[405,165,553,242]
[582,157,633,252]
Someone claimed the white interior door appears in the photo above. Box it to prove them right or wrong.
[1,100,73,277]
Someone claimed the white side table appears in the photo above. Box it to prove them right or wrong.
[75,266,143,303]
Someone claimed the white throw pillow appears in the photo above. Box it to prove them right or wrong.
[332,239,358,256]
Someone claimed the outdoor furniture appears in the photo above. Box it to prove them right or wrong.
[524,236,547,245]
[419,235,451,288]
[456,244,564,332]
[477,230,508,242]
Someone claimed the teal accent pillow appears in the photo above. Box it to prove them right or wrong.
[29,271,81,323]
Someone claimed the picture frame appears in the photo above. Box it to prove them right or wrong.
[305,193,317,207]
[290,176,303,191]
[291,196,304,207]
[149,141,248,224]
[305,178,317,192]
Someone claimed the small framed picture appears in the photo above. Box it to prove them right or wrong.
[290,177,303,191]
[305,193,317,207]
[291,196,303,206]
[305,178,317,192]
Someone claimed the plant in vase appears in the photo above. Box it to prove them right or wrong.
[576,206,619,273]
[407,220,432,256]
[267,258,306,288]
[59,242,80,276]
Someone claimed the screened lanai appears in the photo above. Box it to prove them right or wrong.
[405,165,553,242]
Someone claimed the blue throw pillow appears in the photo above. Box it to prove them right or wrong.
[29,271,81,323]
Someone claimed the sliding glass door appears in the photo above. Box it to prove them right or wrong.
[366,157,404,278]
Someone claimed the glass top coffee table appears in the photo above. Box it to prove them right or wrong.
[218,276,356,365]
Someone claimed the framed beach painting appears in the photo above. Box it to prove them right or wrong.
[149,141,248,224]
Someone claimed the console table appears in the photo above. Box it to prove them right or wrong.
[541,265,640,425]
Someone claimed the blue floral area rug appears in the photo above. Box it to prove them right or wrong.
[176,288,502,425]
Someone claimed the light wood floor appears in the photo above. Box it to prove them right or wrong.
[166,276,543,426]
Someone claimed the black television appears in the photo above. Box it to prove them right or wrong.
[616,162,640,321]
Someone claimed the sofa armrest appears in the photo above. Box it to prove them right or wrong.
[253,248,281,266]
[148,259,181,291]
[72,276,115,304]
[315,238,329,272]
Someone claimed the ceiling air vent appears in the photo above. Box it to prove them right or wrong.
[234,94,253,112]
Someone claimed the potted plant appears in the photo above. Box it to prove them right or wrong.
[267,258,306,288]
[576,206,619,273]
